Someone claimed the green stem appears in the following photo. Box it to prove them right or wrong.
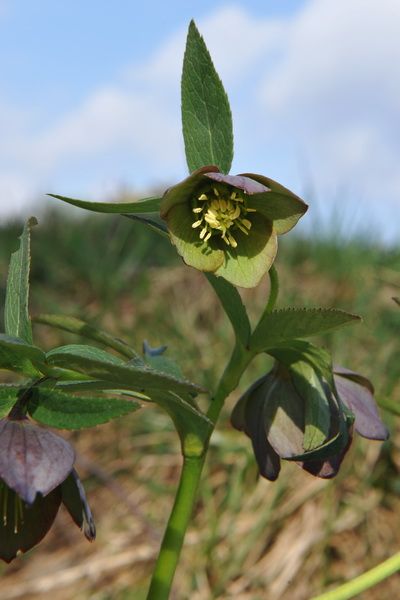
[311,551,400,600]
[146,343,253,600]
[207,343,253,425]
[265,264,279,314]
[146,456,205,600]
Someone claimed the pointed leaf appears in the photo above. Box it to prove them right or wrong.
[28,389,140,429]
[206,274,251,346]
[251,308,361,353]
[0,334,45,376]
[48,194,161,214]
[182,20,233,174]
[4,217,37,344]
[46,345,203,396]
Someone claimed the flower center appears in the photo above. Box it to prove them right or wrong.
[191,185,256,248]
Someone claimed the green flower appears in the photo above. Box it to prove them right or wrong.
[160,166,308,288]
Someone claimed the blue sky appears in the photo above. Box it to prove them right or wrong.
[1,0,399,244]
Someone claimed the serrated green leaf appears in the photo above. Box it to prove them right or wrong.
[144,355,183,379]
[206,274,251,345]
[46,345,203,396]
[0,334,45,376]
[251,308,361,353]
[35,314,142,362]
[28,389,140,429]
[48,194,161,214]
[4,217,37,344]
[182,20,233,174]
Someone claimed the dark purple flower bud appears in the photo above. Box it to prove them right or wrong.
[0,416,95,562]
[232,360,388,482]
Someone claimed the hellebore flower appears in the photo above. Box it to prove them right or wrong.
[0,415,95,563]
[160,166,308,288]
[231,362,388,482]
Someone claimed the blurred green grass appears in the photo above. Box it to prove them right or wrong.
[0,210,400,599]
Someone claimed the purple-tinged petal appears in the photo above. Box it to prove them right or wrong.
[334,375,388,440]
[243,386,281,481]
[299,425,353,479]
[0,419,75,504]
[61,469,96,541]
[334,365,374,394]
[205,172,270,195]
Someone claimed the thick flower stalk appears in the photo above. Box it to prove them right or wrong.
[231,362,388,481]
[0,414,95,562]
[160,166,308,288]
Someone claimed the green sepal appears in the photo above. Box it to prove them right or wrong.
[166,202,224,272]
[213,216,277,288]
[286,401,352,463]
[290,361,331,451]
[267,340,334,387]
[48,194,161,214]
[27,389,140,429]
[182,21,233,174]
[242,174,308,234]
[250,308,361,353]
[4,217,37,344]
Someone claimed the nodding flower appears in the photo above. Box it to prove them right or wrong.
[0,414,95,563]
[231,361,388,481]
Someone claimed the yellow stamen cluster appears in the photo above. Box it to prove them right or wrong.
[191,186,256,248]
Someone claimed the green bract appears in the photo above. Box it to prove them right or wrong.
[160,166,308,288]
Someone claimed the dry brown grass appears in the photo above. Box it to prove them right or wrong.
[1,242,400,599]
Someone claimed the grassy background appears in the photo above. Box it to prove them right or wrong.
[1,210,400,599]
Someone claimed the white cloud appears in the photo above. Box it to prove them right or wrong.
[0,1,399,242]
[257,0,400,207]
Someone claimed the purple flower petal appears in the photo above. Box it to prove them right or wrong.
[205,172,270,195]
[0,419,75,504]
[334,375,388,441]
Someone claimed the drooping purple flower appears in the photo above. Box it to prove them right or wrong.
[231,362,388,482]
[0,416,95,563]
